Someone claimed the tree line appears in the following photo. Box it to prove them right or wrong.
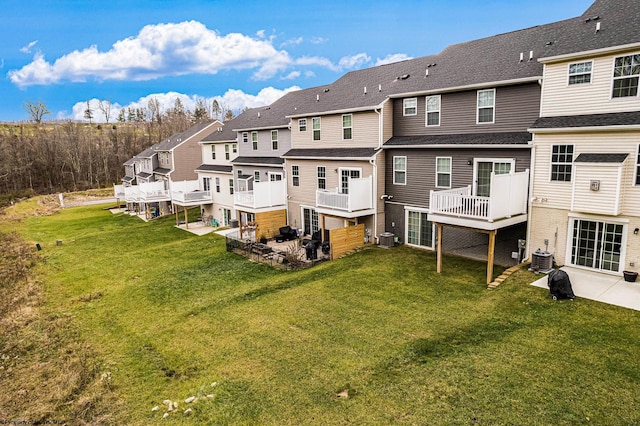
[0,98,237,198]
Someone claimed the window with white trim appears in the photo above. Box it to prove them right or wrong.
[229,179,234,195]
[477,89,495,123]
[215,177,220,193]
[242,132,248,143]
[570,218,624,272]
[551,144,574,182]
[568,61,592,85]
[202,177,211,191]
[407,210,433,248]
[271,130,278,150]
[317,166,326,189]
[251,131,258,150]
[403,98,417,116]
[393,156,406,185]
[211,145,216,160]
[342,114,352,140]
[254,170,260,182]
[612,54,640,98]
[426,95,440,126]
[436,157,451,188]
[292,165,300,186]
[312,117,321,141]
[224,144,230,160]
[299,118,307,132]
[232,143,237,153]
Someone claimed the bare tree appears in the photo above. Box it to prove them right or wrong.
[148,98,162,124]
[193,98,210,122]
[84,101,94,124]
[98,100,113,123]
[24,100,50,124]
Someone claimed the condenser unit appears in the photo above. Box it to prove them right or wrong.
[530,249,553,273]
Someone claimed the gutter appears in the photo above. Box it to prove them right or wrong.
[539,42,640,64]
[381,143,533,149]
[387,76,541,99]
[528,125,640,134]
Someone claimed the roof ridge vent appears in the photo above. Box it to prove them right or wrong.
[425,69,429,77]
[378,84,382,92]
[364,86,367,95]
[529,50,534,61]
[519,52,524,62]
[595,21,601,33]
[316,94,320,102]
[324,88,330,92]
[257,112,261,118]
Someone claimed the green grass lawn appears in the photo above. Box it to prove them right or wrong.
[3,203,640,424]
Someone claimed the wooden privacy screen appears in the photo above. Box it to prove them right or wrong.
[255,209,287,239]
[329,224,365,259]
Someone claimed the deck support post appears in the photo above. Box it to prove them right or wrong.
[487,229,497,284]
[436,223,443,274]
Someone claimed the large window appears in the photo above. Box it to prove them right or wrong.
[477,89,495,123]
[271,130,278,150]
[393,156,406,185]
[254,170,260,182]
[224,144,230,160]
[251,131,258,150]
[426,95,440,126]
[312,118,321,141]
[202,177,211,191]
[211,145,216,160]
[299,118,307,132]
[568,61,593,85]
[229,179,234,195]
[342,114,353,140]
[403,98,417,116]
[303,208,319,236]
[436,157,452,188]
[407,210,433,248]
[215,177,220,193]
[317,166,326,189]
[571,219,624,272]
[612,54,640,98]
[292,165,300,186]
[551,144,574,182]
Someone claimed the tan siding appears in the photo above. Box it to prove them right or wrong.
[531,132,640,216]
[572,164,622,215]
[292,111,380,149]
[541,52,640,117]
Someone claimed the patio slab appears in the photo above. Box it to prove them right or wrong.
[531,266,640,311]
[175,221,216,236]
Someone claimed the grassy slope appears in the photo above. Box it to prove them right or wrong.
[4,203,640,424]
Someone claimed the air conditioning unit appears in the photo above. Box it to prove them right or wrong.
[379,232,395,248]
[530,249,553,273]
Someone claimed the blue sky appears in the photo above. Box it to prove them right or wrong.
[1,0,593,122]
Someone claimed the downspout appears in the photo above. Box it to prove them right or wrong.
[525,139,536,263]
[372,105,383,244]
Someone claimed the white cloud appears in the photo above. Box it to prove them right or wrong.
[375,53,413,66]
[280,37,304,48]
[295,56,340,72]
[8,21,292,88]
[20,40,38,53]
[67,86,300,122]
[256,29,266,38]
[338,53,371,70]
[304,70,316,78]
[310,36,328,44]
[281,71,301,80]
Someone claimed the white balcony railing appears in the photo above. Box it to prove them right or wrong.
[234,180,286,210]
[114,184,125,198]
[429,170,529,222]
[316,176,373,212]
[171,180,212,204]
[124,185,140,202]
[139,181,171,202]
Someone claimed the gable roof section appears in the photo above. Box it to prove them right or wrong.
[530,111,640,130]
[154,121,219,151]
[384,132,532,148]
[282,148,380,159]
[195,164,233,173]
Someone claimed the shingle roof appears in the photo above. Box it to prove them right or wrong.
[137,172,152,179]
[201,116,246,142]
[153,167,171,175]
[195,164,233,173]
[383,132,532,148]
[282,148,380,159]
[121,176,134,183]
[231,156,284,166]
[531,111,640,129]
[574,153,629,163]
[154,121,217,151]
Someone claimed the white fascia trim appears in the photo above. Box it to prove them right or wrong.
[232,125,287,132]
[199,139,235,145]
[283,156,375,161]
[529,125,640,134]
[232,162,284,168]
[539,42,640,64]
[382,143,533,149]
[387,76,541,99]
[286,103,384,119]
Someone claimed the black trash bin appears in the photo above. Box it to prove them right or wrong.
[547,269,575,300]
[305,241,318,260]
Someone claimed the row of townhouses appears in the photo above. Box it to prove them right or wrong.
[116,0,640,283]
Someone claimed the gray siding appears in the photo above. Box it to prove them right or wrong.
[237,128,292,158]
[393,83,541,136]
[384,148,531,207]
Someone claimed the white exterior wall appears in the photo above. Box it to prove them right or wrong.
[540,49,640,117]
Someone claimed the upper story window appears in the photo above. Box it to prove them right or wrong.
[299,118,307,132]
[436,157,452,188]
[403,98,417,116]
[291,165,300,186]
[612,54,640,98]
[251,131,258,150]
[551,144,574,182]
[232,143,237,153]
[254,170,261,182]
[215,177,220,193]
[426,95,441,126]
[211,145,216,160]
[312,117,321,141]
[568,61,592,85]
[271,130,278,150]
[342,114,353,140]
[229,179,234,195]
[224,144,230,160]
[393,156,407,185]
[242,132,248,143]
[202,177,211,192]
[317,166,326,189]
[477,89,495,124]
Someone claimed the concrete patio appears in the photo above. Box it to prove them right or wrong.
[531,266,640,312]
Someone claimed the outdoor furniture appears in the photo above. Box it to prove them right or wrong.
[278,226,298,241]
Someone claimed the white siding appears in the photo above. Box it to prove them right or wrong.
[541,52,640,117]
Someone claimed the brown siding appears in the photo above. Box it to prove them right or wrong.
[384,148,531,208]
[393,83,541,136]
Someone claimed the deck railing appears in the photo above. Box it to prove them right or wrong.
[316,176,373,212]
